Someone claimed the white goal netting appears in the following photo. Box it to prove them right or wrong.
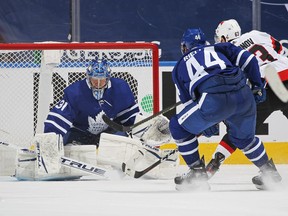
[0,42,159,175]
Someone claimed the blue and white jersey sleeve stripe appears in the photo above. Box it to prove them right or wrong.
[114,103,140,126]
[44,99,74,136]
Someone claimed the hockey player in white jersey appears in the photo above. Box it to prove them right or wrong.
[15,58,176,180]
[206,19,287,189]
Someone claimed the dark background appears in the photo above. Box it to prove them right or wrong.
[0,0,287,60]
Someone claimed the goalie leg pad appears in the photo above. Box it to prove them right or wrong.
[154,148,179,179]
[63,144,97,176]
[98,133,179,179]
[15,149,37,180]
[124,147,179,179]
[15,133,64,180]
[97,133,142,170]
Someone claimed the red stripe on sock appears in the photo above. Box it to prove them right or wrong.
[219,140,235,154]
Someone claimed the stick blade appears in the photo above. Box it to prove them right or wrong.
[265,65,288,103]
[133,161,161,178]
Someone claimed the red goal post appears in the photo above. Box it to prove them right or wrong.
[0,42,160,148]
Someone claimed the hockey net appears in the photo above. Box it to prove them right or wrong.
[0,42,159,175]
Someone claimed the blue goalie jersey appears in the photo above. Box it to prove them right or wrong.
[44,77,139,136]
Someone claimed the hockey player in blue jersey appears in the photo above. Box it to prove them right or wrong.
[169,28,282,191]
[44,58,139,146]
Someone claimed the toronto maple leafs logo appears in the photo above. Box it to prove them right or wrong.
[87,111,109,135]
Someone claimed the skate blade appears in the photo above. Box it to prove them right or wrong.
[175,180,210,192]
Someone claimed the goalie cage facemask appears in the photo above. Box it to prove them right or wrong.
[86,58,111,100]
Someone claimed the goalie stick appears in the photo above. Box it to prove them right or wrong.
[103,101,182,132]
[0,141,34,153]
[0,140,109,179]
[122,148,178,178]
[265,65,288,103]
[60,156,107,178]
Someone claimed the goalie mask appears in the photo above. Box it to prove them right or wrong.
[214,19,241,43]
[181,28,206,54]
[86,59,111,100]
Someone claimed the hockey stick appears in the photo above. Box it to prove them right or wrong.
[0,141,33,152]
[103,101,182,132]
[122,148,178,178]
[60,156,107,178]
[265,65,288,103]
[0,140,109,179]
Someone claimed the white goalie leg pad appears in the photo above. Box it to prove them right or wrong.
[97,133,142,170]
[154,147,179,179]
[63,144,97,176]
[125,145,179,179]
[98,133,179,179]
[15,149,37,180]
[15,133,64,180]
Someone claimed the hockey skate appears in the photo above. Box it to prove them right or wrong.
[206,152,225,179]
[174,157,210,191]
[252,158,282,190]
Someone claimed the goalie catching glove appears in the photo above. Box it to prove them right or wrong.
[131,114,171,146]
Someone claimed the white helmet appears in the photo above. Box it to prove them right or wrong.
[214,19,241,43]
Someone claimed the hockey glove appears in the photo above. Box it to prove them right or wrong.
[252,85,266,104]
[140,115,171,146]
[202,124,219,138]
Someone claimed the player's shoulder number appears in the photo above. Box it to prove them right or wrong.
[55,100,68,111]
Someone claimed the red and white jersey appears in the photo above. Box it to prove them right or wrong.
[232,30,288,81]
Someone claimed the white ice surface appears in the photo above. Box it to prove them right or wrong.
[0,165,288,216]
